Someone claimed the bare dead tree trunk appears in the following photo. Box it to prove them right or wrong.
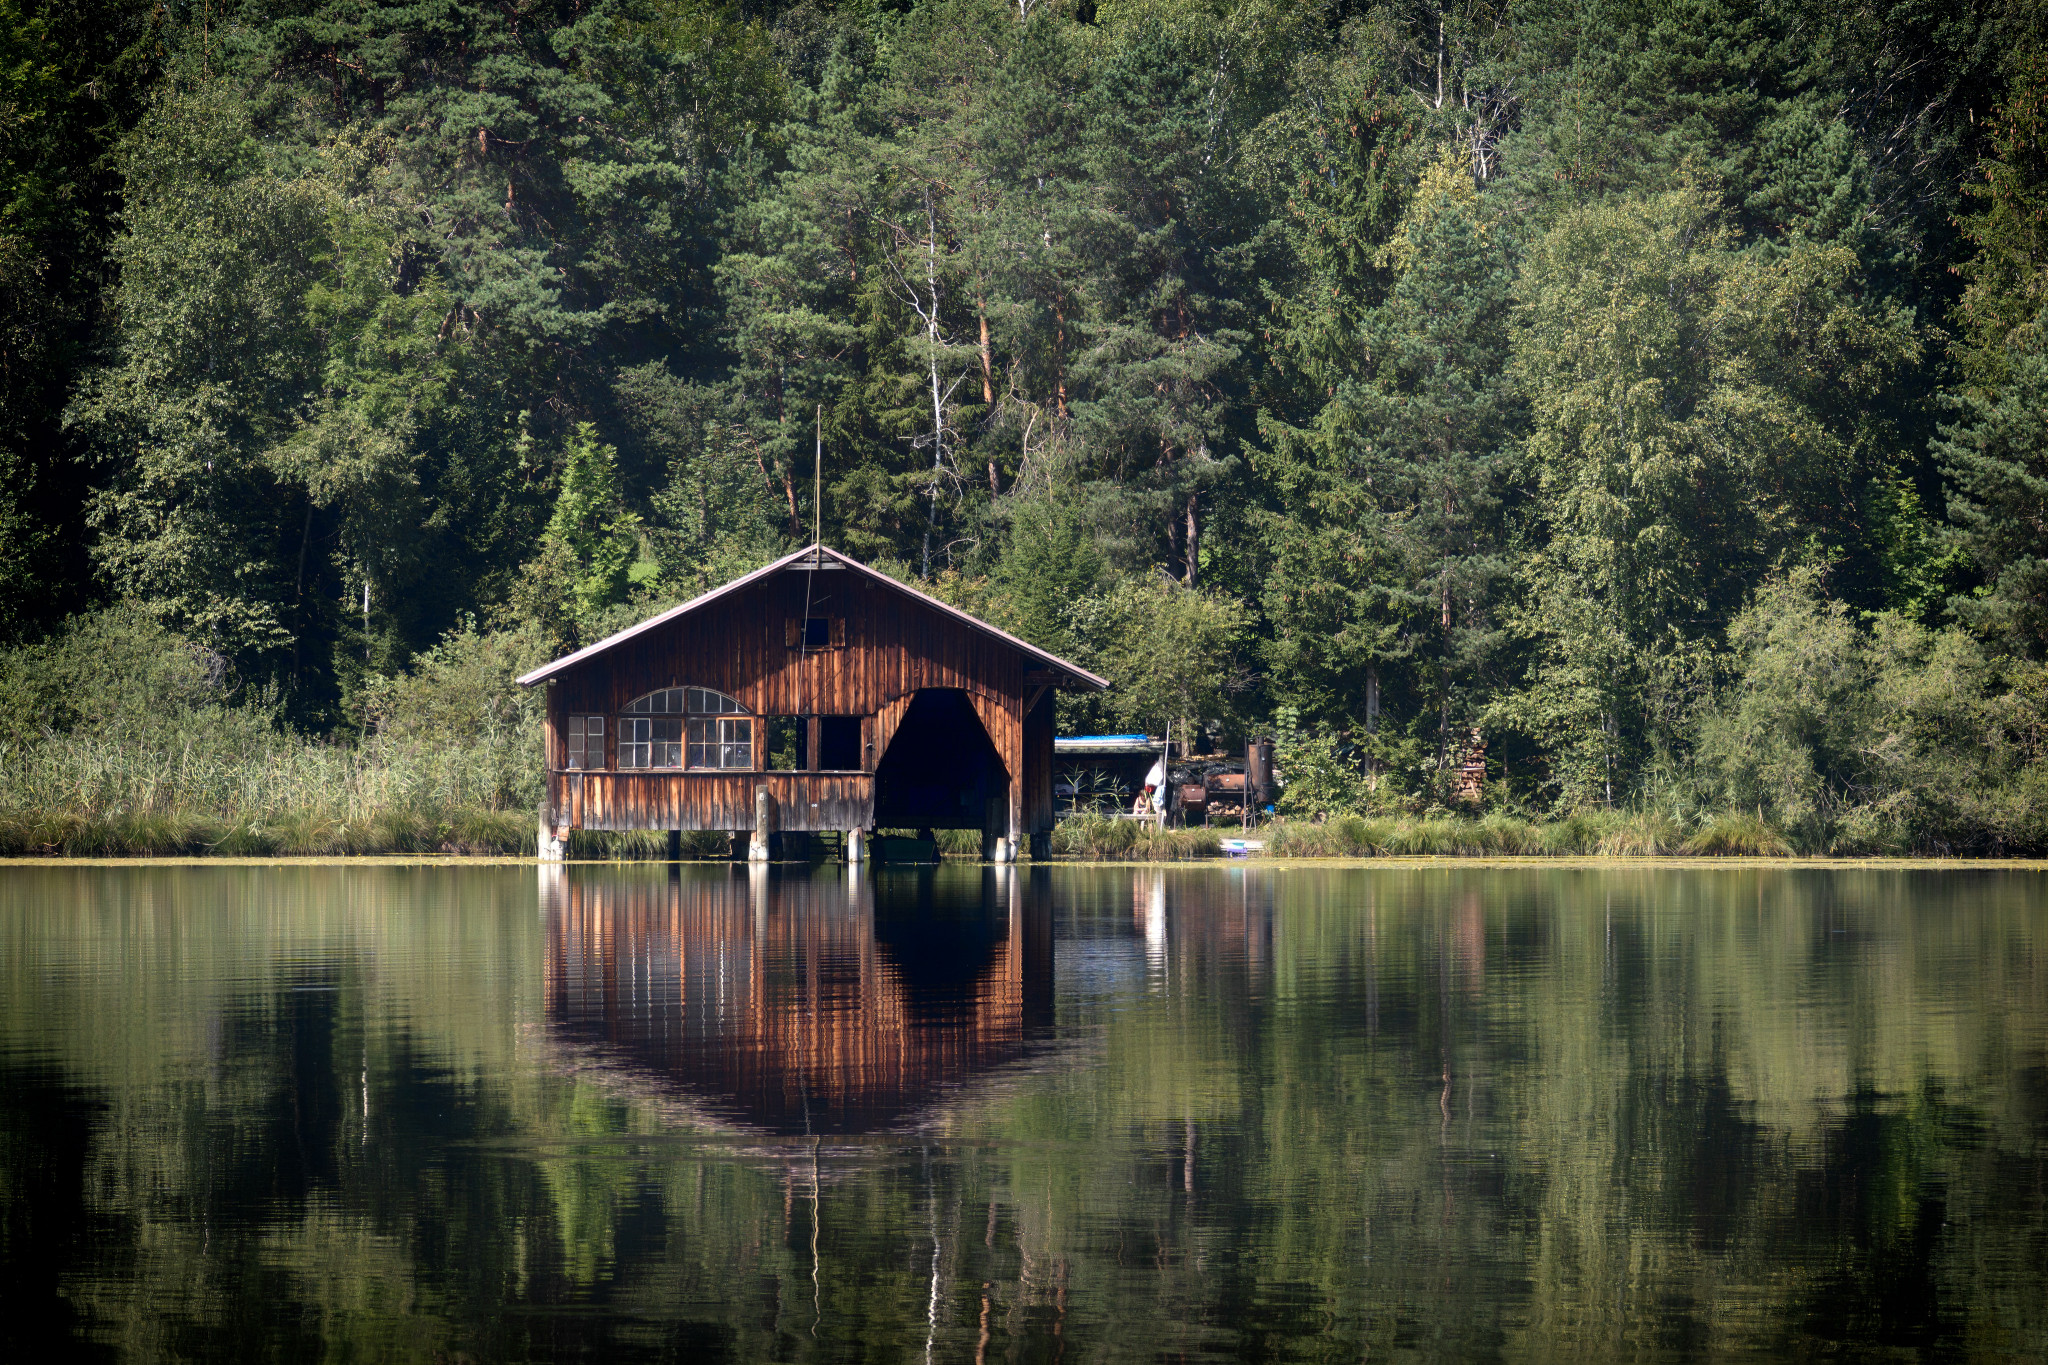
[1436,9,1446,109]
[921,192,946,578]
[977,288,995,406]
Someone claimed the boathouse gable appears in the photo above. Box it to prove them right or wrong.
[518,545,1104,858]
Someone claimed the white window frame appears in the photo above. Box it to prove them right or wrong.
[564,714,604,769]
[618,688,752,770]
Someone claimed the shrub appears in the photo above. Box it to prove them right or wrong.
[1272,708,1373,821]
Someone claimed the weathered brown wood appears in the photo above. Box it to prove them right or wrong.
[869,692,916,776]
[530,549,1104,836]
[568,772,875,832]
[966,691,1023,845]
[1024,687,1055,835]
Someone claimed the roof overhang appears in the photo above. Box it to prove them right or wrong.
[515,544,1109,692]
[1056,735,1163,757]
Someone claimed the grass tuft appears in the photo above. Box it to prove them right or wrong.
[1680,812,1795,857]
[1050,815,1222,860]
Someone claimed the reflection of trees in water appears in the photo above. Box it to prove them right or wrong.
[0,865,2044,1359]
[541,865,1053,1134]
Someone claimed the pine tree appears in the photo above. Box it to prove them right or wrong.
[1939,44,2048,654]
[1346,153,1515,786]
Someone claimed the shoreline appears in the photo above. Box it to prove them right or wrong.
[3,854,2046,871]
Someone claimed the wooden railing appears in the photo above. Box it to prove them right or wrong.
[547,768,875,832]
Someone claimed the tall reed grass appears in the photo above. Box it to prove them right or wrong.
[0,805,535,857]
[0,715,550,856]
[0,807,752,860]
[1051,814,1223,860]
[1,724,535,821]
[1247,808,1798,858]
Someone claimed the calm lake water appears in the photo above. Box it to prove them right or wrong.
[2,862,2045,1362]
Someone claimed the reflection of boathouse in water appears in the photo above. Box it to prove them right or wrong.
[541,865,1053,1134]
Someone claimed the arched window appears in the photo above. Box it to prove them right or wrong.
[618,688,752,770]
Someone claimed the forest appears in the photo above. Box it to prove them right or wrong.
[1,0,2045,854]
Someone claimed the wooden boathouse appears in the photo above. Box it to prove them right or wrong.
[517,544,1108,861]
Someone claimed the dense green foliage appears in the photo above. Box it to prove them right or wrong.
[6,0,2048,851]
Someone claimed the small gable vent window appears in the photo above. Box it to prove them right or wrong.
[784,617,845,649]
[619,688,752,770]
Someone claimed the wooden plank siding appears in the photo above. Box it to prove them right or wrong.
[966,691,1023,840]
[543,571,1024,735]
[550,771,875,833]
[1024,687,1056,834]
[534,558,1091,839]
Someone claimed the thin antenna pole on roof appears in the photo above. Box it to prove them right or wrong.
[814,404,823,558]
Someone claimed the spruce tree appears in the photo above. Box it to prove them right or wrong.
[1939,41,2048,655]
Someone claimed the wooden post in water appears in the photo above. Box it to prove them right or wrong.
[750,785,776,862]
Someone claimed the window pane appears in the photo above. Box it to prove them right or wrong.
[685,687,743,714]
[765,716,803,770]
[818,716,860,770]
[567,714,609,770]
[617,717,649,769]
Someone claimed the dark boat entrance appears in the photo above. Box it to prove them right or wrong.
[874,689,1009,837]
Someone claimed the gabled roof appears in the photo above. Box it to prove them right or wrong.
[515,543,1110,690]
